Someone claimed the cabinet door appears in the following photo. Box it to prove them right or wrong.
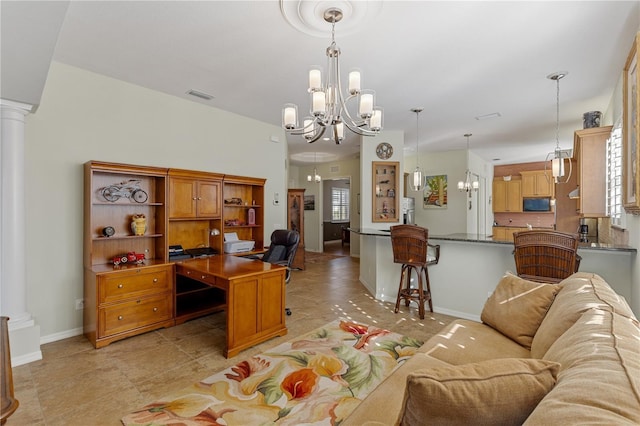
[534,173,553,197]
[492,227,506,241]
[169,178,197,218]
[229,276,259,346]
[492,180,507,212]
[506,181,522,212]
[259,272,285,333]
[197,180,221,218]
[521,171,553,197]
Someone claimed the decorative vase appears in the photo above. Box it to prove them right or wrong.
[131,214,147,236]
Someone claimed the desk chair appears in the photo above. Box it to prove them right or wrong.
[261,229,300,316]
[390,225,440,319]
[513,230,581,284]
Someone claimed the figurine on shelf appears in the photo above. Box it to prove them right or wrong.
[131,214,147,236]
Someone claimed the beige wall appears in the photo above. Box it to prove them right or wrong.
[25,62,288,339]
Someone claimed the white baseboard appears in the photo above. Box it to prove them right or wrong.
[12,350,42,367]
[40,327,83,345]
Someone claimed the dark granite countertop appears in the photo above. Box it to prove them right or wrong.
[347,228,636,252]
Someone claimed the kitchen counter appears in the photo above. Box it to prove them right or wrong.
[348,228,636,252]
[349,227,636,320]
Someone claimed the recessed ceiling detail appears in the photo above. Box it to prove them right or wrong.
[290,151,338,163]
[280,0,383,37]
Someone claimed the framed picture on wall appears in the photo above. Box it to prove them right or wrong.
[623,32,640,214]
[304,195,315,210]
[423,175,448,209]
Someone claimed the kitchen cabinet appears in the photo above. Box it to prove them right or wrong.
[492,179,522,212]
[573,126,612,217]
[492,226,530,242]
[521,170,554,197]
[288,188,305,270]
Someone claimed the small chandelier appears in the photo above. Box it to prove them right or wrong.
[282,7,383,144]
[307,152,321,183]
[458,133,479,193]
[545,71,572,184]
[409,108,427,191]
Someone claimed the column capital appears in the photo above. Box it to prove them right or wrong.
[1,99,34,116]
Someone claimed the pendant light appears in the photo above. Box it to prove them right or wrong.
[544,71,572,184]
[307,152,321,183]
[458,133,479,193]
[409,108,426,191]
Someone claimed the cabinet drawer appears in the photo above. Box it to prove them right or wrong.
[99,293,172,337]
[177,266,217,287]
[99,266,172,304]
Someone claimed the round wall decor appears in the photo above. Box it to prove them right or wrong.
[376,142,393,159]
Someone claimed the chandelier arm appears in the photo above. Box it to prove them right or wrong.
[305,126,327,143]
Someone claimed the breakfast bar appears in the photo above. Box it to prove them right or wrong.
[351,228,637,320]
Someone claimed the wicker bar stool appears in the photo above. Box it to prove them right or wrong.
[513,230,581,283]
[390,225,440,319]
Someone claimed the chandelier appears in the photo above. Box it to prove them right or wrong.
[307,152,321,183]
[409,108,426,191]
[282,7,383,144]
[458,133,479,193]
[545,71,572,184]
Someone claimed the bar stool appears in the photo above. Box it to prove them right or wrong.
[390,225,440,319]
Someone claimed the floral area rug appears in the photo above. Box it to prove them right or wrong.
[122,320,423,425]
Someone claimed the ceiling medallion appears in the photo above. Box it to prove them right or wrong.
[280,0,383,37]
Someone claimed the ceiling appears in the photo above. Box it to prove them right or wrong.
[2,1,639,166]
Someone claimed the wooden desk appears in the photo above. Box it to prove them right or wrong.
[174,255,287,358]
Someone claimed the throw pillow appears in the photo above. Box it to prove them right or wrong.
[398,358,560,426]
[481,272,560,348]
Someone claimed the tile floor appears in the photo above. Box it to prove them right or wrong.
[8,241,458,425]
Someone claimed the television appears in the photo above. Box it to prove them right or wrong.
[523,197,551,212]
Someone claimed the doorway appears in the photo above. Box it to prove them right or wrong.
[321,177,351,251]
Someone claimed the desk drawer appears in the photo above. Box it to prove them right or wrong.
[177,266,217,287]
[99,266,172,304]
[99,293,172,337]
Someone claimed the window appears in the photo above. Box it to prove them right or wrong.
[606,120,625,228]
[331,187,350,222]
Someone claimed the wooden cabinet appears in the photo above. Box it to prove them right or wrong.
[493,179,522,212]
[223,175,265,253]
[288,189,305,270]
[84,161,174,348]
[169,170,223,219]
[492,226,528,242]
[372,162,400,222]
[168,169,224,254]
[521,170,554,197]
[573,126,612,217]
[84,263,174,348]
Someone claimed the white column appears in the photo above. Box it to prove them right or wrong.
[1,99,41,366]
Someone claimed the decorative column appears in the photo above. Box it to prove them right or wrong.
[1,99,41,365]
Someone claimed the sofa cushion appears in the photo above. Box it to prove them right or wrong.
[341,352,450,426]
[421,319,531,365]
[530,272,636,358]
[525,308,640,425]
[481,272,560,349]
[398,358,560,426]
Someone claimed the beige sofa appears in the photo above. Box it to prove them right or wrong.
[344,272,640,425]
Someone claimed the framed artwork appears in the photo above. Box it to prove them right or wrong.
[623,32,640,214]
[423,175,448,209]
[304,195,315,210]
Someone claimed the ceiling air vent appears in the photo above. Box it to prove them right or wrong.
[330,166,340,173]
[186,89,214,101]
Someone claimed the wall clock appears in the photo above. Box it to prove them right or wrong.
[376,142,393,159]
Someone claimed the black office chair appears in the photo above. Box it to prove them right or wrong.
[261,229,300,315]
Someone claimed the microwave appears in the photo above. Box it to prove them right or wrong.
[523,197,551,212]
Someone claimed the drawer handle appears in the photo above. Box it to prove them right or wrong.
[118,284,124,289]
[153,307,158,312]
[192,197,197,200]
[153,278,158,283]
[118,315,123,320]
